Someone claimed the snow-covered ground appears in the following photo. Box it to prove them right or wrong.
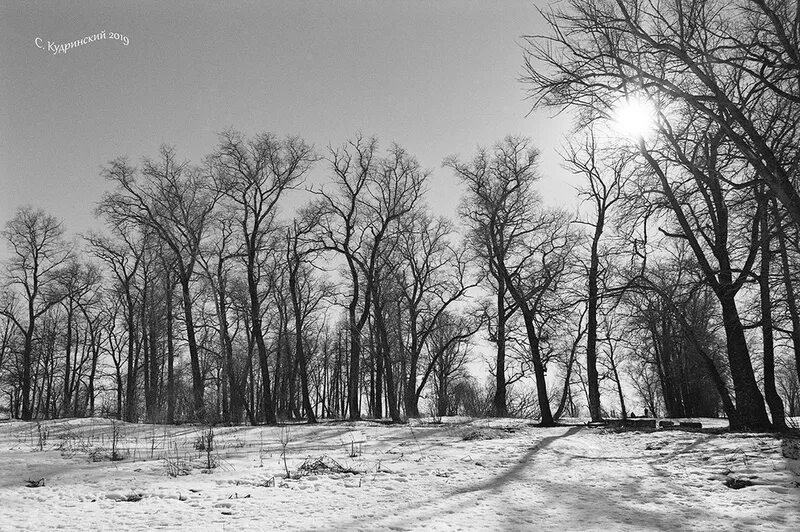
[0,417,797,531]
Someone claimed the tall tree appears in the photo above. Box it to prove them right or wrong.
[58,260,101,417]
[397,211,478,417]
[1,207,71,420]
[451,136,577,426]
[312,136,425,420]
[198,214,242,423]
[86,229,144,422]
[210,130,315,424]
[99,147,216,420]
[564,131,629,423]
[285,215,334,423]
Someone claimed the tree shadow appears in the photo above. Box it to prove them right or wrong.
[450,425,584,496]
[327,425,583,531]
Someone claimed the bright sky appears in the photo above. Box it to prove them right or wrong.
[0,0,576,241]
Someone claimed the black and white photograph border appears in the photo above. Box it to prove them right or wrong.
[0,1,798,530]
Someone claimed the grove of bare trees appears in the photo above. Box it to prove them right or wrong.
[1,1,799,432]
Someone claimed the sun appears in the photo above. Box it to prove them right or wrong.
[611,96,658,139]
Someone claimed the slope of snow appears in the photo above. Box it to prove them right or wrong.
[0,417,797,531]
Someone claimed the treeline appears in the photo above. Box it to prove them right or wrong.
[0,134,484,425]
[2,0,800,431]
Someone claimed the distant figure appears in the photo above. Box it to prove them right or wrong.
[629,411,636,418]
[644,408,649,417]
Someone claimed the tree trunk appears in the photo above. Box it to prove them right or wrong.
[348,303,362,421]
[87,331,100,416]
[718,293,772,430]
[759,202,787,429]
[21,322,35,420]
[62,306,74,417]
[374,298,401,422]
[289,271,316,423]
[247,260,276,425]
[218,289,238,424]
[374,338,384,419]
[493,278,508,417]
[115,365,123,420]
[553,350,576,420]
[148,299,158,422]
[774,199,800,383]
[522,314,554,426]
[124,292,137,422]
[180,276,205,422]
[587,224,603,422]
[165,279,176,424]
[609,353,626,420]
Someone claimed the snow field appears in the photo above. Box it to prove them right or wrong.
[0,417,797,531]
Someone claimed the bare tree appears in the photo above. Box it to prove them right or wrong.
[210,130,316,424]
[397,211,478,418]
[99,148,216,421]
[58,259,101,416]
[197,213,244,423]
[451,136,577,426]
[286,214,334,423]
[87,226,145,421]
[312,136,425,420]
[563,130,630,422]
[429,312,474,417]
[524,0,800,228]
[1,207,71,420]
[523,0,800,430]
[625,245,740,422]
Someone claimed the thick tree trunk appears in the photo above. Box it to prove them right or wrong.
[522,314,554,426]
[148,302,158,423]
[217,289,239,424]
[404,331,419,418]
[374,336,384,419]
[115,365,123,420]
[141,284,153,422]
[718,293,772,430]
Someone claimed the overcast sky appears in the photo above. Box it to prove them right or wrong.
[0,0,575,241]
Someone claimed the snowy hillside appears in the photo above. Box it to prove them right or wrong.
[0,418,798,530]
